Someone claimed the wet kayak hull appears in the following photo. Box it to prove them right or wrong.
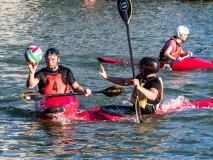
[35,96,213,122]
[98,57,213,71]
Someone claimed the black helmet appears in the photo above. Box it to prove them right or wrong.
[139,57,160,77]
[44,48,60,57]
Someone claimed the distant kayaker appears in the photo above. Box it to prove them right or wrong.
[158,25,193,70]
[99,57,163,114]
[26,48,91,96]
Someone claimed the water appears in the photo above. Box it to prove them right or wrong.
[1,0,213,158]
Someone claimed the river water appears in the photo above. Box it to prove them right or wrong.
[1,0,213,159]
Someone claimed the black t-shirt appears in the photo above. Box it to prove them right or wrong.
[136,74,162,104]
[35,65,76,92]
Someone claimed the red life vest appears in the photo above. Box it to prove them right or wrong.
[170,41,182,59]
[41,74,70,94]
[158,39,182,61]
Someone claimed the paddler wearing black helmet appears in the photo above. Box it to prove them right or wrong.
[99,57,163,114]
[26,47,91,96]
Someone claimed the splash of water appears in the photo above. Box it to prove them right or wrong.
[156,96,194,114]
[52,113,71,124]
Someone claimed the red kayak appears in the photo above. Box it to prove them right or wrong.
[170,58,213,71]
[35,95,213,122]
[35,96,80,121]
[97,57,213,71]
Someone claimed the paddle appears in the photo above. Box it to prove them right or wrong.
[174,47,207,62]
[117,0,142,123]
[20,85,125,103]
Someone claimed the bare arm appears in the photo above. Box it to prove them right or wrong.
[165,46,193,60]
[71,81,91,96]
[164,46,176,60]
[133,79,159,100]
[180,50,193,57]
[99,64,133,86]
[26,61,39,89]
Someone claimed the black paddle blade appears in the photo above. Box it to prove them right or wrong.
[196,47,207,53]
[101,86,125,97]
[20,90,44,103]
[117,0,132,24]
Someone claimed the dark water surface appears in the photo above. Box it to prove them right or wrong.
[1,0,213,159]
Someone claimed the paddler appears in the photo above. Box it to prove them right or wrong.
[99,57,163,114]
[158,25,193,70]
[26,48,91,96]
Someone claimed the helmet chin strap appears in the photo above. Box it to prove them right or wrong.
[180,35,189,43]
[182,38,188,43]
[180,37,185,43]
[47,62,59,71]
[139,67,147,82]
[46,57,59,71]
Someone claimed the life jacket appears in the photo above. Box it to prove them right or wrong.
[131,76,163,111]
[158,39,182,61]
[155,77,163,110]
[41,74,70,94]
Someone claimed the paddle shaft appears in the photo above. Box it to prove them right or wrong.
[174,47,207,62]
[33,88,123,98]
[126,24,135,78]
[117,0,142,123]
[126,22,142,123]
[38,90,105,97]
[20,85,125,103]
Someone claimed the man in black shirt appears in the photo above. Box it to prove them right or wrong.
[99,57,163,114]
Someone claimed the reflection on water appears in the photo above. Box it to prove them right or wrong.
[35,122,81,155]
[1,0,213,158]
[85,0,96,9]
